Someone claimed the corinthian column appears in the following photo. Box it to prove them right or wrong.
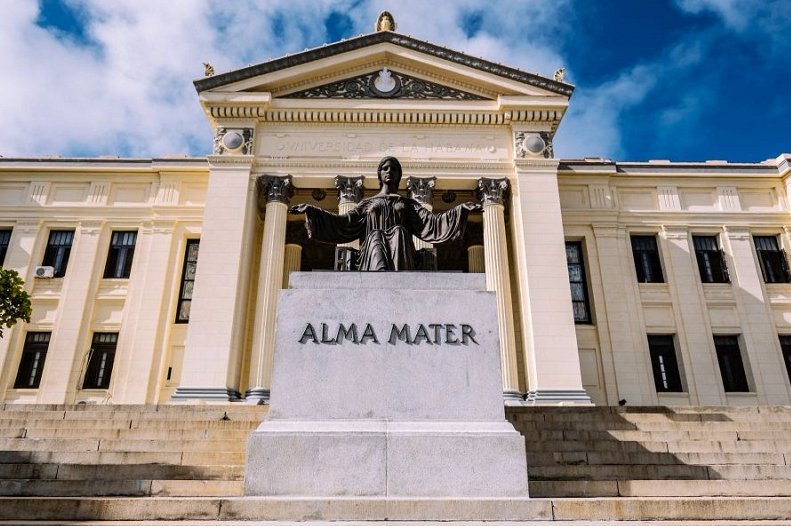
[246,176,293,403]
[477,178,521,403]
[407,176,436,250]
[335,176,364,248]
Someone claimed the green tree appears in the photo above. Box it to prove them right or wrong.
[0,268,31,338]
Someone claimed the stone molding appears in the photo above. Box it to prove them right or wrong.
[477,177,509,206]
[524,389,592,405]
[257,175,294,208]
[406,176,436,205]
[334,175,365,205]
[171,387,242,402]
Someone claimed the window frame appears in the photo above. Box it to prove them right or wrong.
[646,334,684,393]
[692,235,730,284]
[713,334,751,393]
[0,228,11,266]
[779,335,791,385]
[630,234,665,283]
[753,235,791,284]
[14,332,51,389]
[175,239,200,324]
[565,241,592,324]
[42,230,75,278]
[82,332,118,390]
[103,230,138,279]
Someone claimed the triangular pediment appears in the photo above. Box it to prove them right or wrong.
[280,68,490,101]
[195,32,572,100]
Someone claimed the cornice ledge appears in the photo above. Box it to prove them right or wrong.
[513,158,560,169]
[207,154,255,166]
[253,159,512,171]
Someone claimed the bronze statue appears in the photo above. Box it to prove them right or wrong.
[289,157,481,271]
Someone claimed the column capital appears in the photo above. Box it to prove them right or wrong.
[334,175,364,205]
[477,177,510,206]
[257,175,294,210]
[406,176,436,206]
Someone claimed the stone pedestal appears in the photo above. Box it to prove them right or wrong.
[245,272,528,497]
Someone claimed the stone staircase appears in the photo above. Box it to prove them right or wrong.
[1,403,791,523]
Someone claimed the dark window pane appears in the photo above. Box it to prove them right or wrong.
[0,229,11,266]
[176,239,200,323]
[693,235,729,283]
[631,235,664,283]
[83,333,118,389]
[565,242,591,324]
[714,335,750,392]
[42,230,74,277]
[14,332,51,389]
[647,335,684,392]
[754,236,791,283]
[104,230,137,279]
[779,335,791,385]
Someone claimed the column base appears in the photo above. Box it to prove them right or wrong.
[244,388,270,404]
[524,389,592,405]
[171,387,242,402]
[503,389,524,406]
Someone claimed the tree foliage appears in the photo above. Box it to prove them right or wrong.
[0,268,31,338]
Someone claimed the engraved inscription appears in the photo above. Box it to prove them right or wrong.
[298,322,479,346]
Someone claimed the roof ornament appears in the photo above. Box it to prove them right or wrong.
[553,67,565,82]
[203,62,215,77]
[375,11,396,32]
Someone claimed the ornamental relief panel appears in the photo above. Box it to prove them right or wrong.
[283,68,489,100]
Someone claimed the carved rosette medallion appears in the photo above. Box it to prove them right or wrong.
[406,176,436,205]
[214,127,254,155]
[257,175,294,212]
[334,176,365,205]
[514,131,553,159]
[477,178,509,207]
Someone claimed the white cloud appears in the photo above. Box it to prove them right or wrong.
[0,0,578,158]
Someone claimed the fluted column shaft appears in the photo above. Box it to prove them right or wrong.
[282,244,302,288]
[335,176,364,248]
[468,245,485,273]
[246,176,293,403]
[407,177,436,250]
[478,178,521,402]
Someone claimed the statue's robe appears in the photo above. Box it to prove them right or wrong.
[303,194,469,271]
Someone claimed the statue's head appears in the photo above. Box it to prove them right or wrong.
[377,156,402,189]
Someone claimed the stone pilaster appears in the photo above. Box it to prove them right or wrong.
[246,175,294,403]
[724,227,791,403]
[173,158,257,402]
[37,221,103,404]
[407,177,436,250]
[477,178,521,403]
[509,159,591,405]
[112,222,176,404]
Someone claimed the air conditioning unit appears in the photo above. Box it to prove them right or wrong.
[34,266,55,278]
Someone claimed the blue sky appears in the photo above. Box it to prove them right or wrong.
[1,0,788,162]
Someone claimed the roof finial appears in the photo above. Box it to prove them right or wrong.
[203,62,215,77]
[553,67,565,82]
[375,11,396,32]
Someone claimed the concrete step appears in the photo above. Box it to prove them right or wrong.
[0,479,244,497]
[529,479,791,498]
[1,496,791,522]
[530,463,791,481]
[527,451,786,466]
[524,438,791,454]
[0,463,243,480]
[20,427,253,440]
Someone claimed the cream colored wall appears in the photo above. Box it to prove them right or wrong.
[560,159,791,406]
[0,162,208,404]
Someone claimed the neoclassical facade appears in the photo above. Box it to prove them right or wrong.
[1,27,790,407]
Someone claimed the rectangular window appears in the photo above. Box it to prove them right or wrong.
[631,235,664,283]
[779,335,791,384]
[647,335,683,392]
[14,332,51,389]
[103,231,137,279]
[565,242,591,323]
[42,230,74,277]
[82,333,118,389]
[0,229,11,266]
[175,239,199,323]
[713,335,750,392]
[693,235,729,283]
[754,236,791,283]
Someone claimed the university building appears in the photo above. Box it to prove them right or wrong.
[2,24,791,410]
